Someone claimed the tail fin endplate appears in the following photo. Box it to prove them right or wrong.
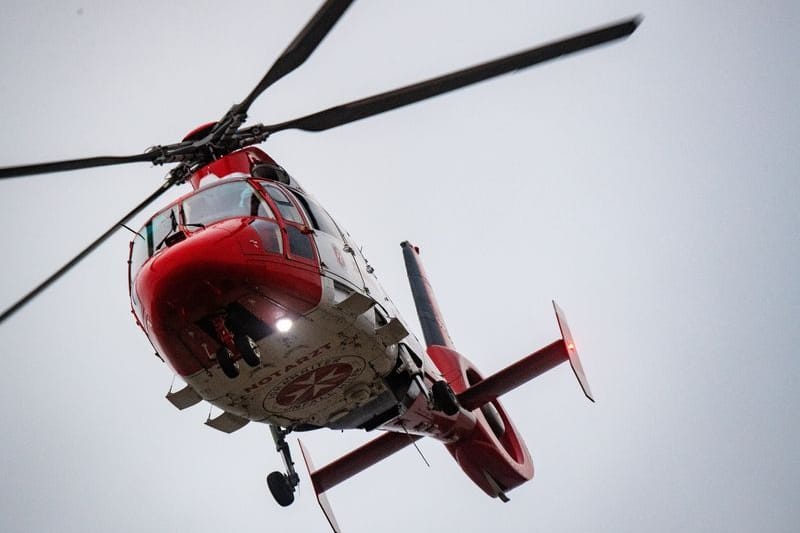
[553,301,594,402]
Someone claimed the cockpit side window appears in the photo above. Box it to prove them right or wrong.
[129,229,149,284]
[289,190,342,238]
[128,205,177,280]
[261,183,304,224]
[183,180,275,228]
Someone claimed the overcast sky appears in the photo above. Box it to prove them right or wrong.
[0,1,797,532]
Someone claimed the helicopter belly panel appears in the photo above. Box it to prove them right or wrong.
[183,278,406,428]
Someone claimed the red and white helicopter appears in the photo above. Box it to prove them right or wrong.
[0,2,639,530]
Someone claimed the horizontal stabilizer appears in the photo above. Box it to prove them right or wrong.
[303,431,420,493]
[457,301,593,409]
[457,340,566,410]
[299,432,421,532]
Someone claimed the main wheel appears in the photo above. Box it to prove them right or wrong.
[234,334,261,367]
[432,380,459,416]
[216,346,239,378]
[267,471,295,507]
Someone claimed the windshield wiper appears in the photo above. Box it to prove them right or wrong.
[179,203,205,231]
[154,210,178,251]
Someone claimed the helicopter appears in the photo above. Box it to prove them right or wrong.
[0,1,639,531]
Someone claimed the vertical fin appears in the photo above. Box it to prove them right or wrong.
[401,241,454,348]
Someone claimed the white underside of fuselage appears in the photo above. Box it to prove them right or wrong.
[182,268,431,430]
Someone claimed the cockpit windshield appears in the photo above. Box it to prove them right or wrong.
[129,180,275,278]
[183,180,273,227]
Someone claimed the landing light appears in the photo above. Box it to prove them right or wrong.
[276,318,293,333]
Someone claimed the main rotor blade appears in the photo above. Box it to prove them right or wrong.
[265,16,640,133]
[0,179,177,325]
[236,0,354,114]
[0,152,158,180]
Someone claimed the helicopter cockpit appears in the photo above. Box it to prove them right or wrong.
[129,179,283,278]
[127,171,368,329]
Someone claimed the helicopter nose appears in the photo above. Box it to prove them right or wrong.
[134,219,322,344]
[139,226,249,325]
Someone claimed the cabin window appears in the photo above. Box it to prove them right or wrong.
[261,183,304,224]
[182,180,274,228]
[286,225,314,260]
[249,219,283,254]
[289,191,341,237]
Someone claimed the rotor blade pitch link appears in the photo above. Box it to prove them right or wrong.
[264,17,641,134]
[0,167,189,325]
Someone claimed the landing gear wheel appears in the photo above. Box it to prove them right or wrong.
[432,380,459,416]
[267,471,295,507]
[216,346,239,378]
[234,334,261,367]
[267,425,300,506]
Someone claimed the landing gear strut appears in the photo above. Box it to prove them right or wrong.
[267,425,300,507]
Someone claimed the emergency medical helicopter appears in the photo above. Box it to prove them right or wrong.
[0,2,639,531]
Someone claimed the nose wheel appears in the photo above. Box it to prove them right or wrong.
[267,425,300,507]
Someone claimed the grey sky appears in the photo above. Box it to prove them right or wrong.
[0,1,797,532]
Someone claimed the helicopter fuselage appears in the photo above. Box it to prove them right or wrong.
[128,148,545,505]
[130,148,438,432]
